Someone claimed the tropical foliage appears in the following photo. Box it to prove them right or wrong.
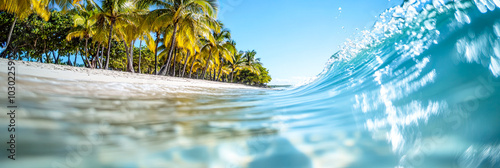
[0,0,271,86]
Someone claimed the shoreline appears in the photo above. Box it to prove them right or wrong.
[0,58,261,90]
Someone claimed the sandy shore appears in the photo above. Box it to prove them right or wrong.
[0,58,258,90]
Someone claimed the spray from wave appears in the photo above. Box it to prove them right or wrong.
[285,0,500,167]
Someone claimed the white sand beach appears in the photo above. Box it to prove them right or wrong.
[1,58,259,98]
[1,58,256,89]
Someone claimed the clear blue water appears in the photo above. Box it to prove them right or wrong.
[2,0,500,167]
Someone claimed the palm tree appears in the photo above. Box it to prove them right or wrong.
[140,0,172,75]
[200,27,234,80]
[153,0,217,76]
[89,19,112,69]
[216,38,235,81]
[243,50,262,75]
[188,48,204,78]
[199,44,213,79]
[92,0,135,70]
[136,19,154,73]
[173,14,213,77]
[66,3,96,68]
[90,25,110,69]
[229,51,246,82]
[116,3,152,73]
[117,24,136,72]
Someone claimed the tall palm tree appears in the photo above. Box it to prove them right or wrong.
[117,24,136,72]
[200,27,234,80]
[116,3,152,73]
[216,38,235,81]
[90,25,110,69]
[66,3,96,68]
[90,17,112,69]
[140,0,172,75]
[153,0,217,76]
[173,14,212,77]
[136,15,155,73]
[93,0,135,70]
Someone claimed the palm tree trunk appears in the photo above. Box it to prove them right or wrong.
[67,54,72,65]
[217,58,223,81]
[154,31,159,75]
[212,68,216,81]
[159,23,178,76]
[54,51,59,64]
[2,16,17,50]
[123,40,134,73]
[74,48,78,67]
[138,40,142,74]
[85,38,91,67]
[52,51,59,64]
[43,43,47,63]
[97,44,103,68]
[105,20,115,70]
[81,52,88,67]
[230,68,235,83]
[201,67,207,80]
[172,47,177,77]
[202,52,212,80]
[99,44,106,69]
[130,41,135,73]
[182,50,190,77]
[188,52,197,78]
[94,44,100,68]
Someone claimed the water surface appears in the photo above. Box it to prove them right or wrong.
[2,0,500,167]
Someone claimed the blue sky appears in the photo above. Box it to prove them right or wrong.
[217,0,403,85]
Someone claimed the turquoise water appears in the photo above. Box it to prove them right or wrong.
[2,0,500,167]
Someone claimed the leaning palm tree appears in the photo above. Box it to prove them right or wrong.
[92,0,135,70]
[150,0,217,76]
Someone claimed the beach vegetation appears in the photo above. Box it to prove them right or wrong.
[0,0,271,86]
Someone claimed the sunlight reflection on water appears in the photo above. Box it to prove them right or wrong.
[1,0,500,168]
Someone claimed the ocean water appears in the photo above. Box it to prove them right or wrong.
[2,0,500,167]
